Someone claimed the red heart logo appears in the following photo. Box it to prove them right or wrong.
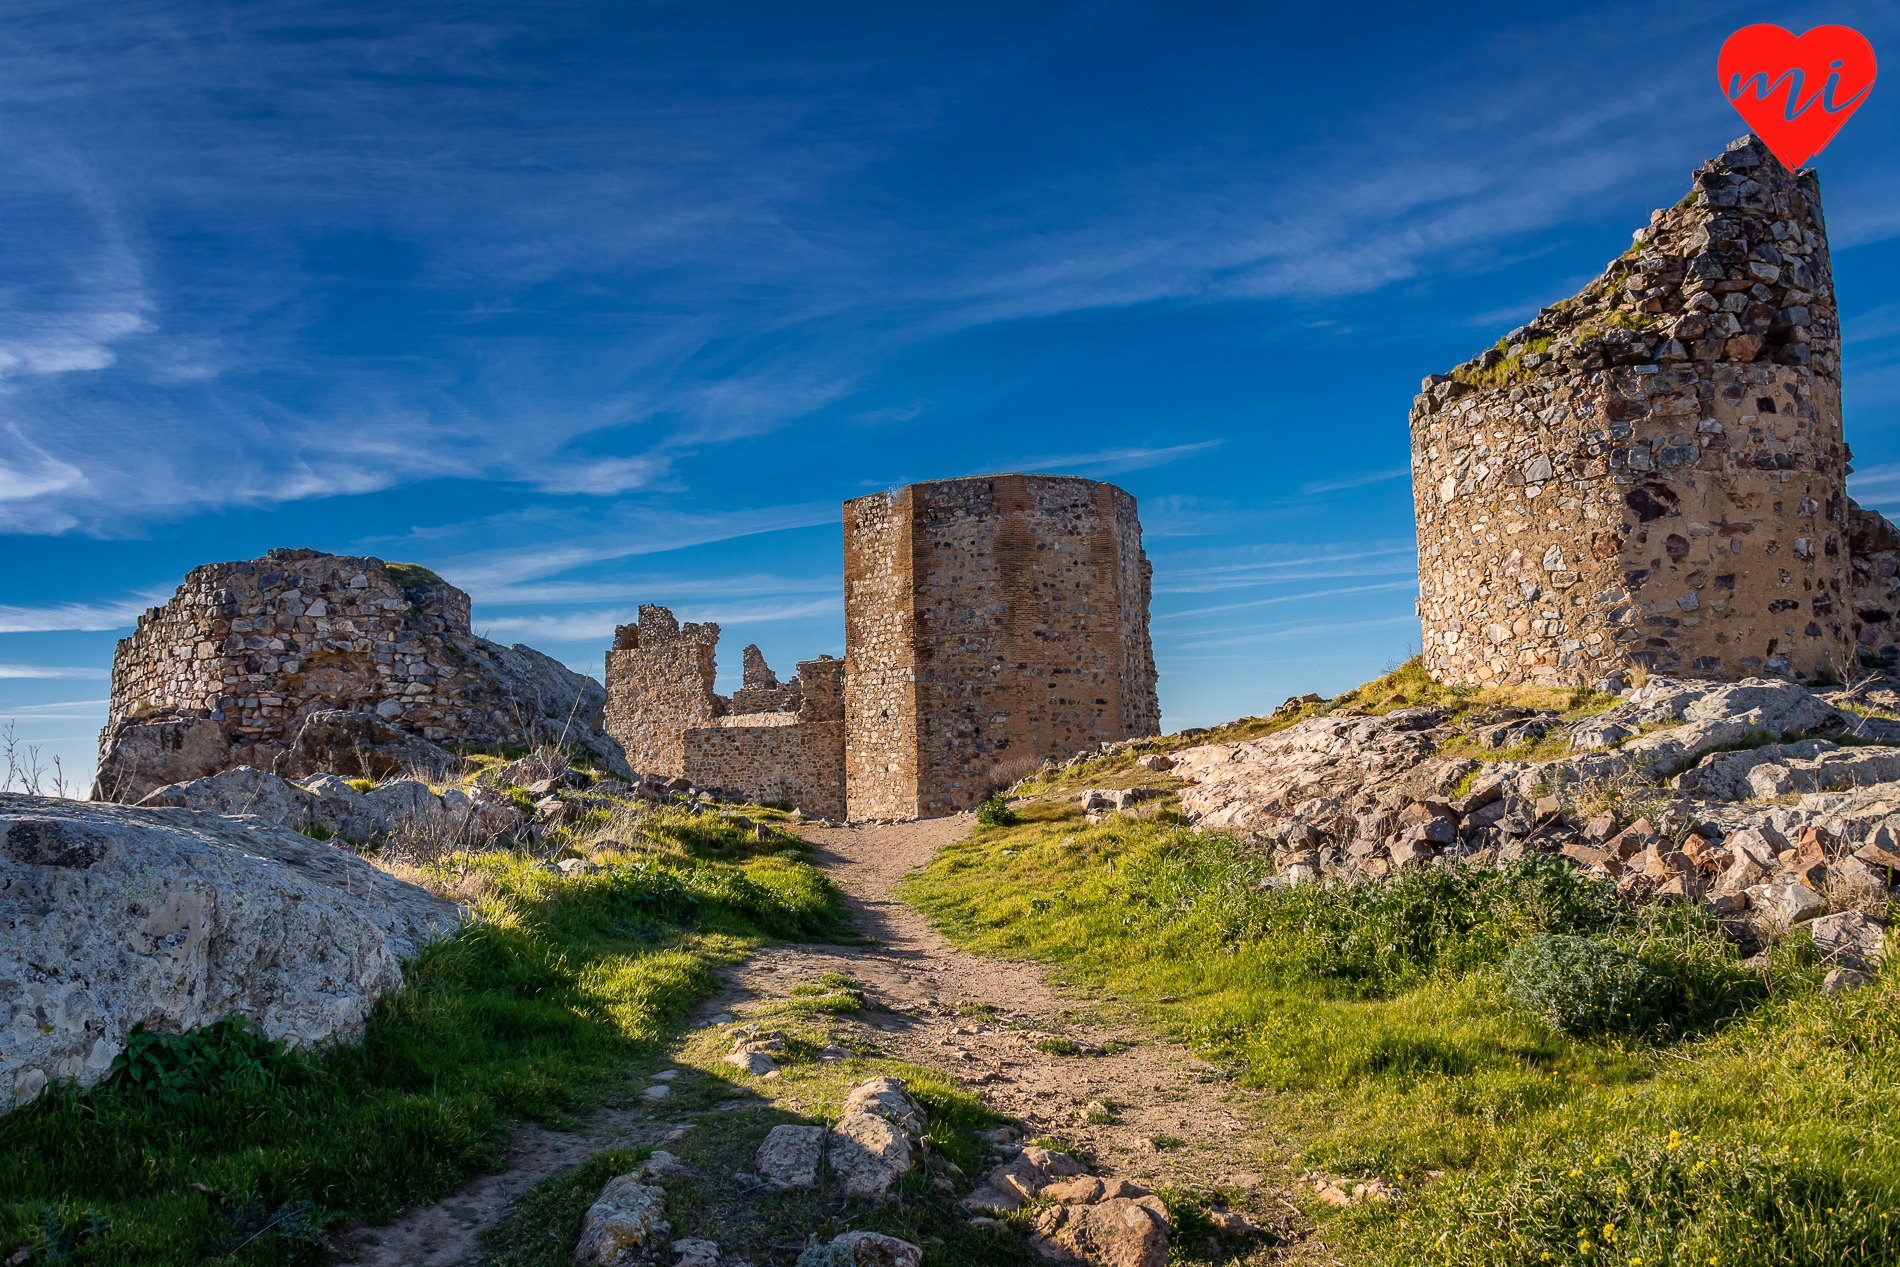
[1719,24,1877,170]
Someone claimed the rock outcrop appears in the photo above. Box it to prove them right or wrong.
[0,794,463,1111]
[1168,674,1898,937]
[132,765,526,843]
[93,548,633,802]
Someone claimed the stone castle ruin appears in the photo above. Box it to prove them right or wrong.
[94,548,632,802]
[606,473,1160,819]
[1413,135,1900,688]
[605,608,848,819]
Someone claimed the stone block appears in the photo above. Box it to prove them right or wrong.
[756,1124,827,1189]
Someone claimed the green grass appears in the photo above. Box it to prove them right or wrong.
[899,807,1900,1266]
[0,813,850,1265]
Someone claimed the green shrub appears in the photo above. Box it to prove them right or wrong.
[976,794,1021,828]
[347,777,376,794]
[1503,934,1660,1035]
[510,786,534,812]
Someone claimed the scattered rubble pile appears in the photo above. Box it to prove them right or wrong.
[957,1125,1259,1267]
[1168,676,1897,952]
[0,794,463,1112]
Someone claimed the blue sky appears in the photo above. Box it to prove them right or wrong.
[5,0,1900,791]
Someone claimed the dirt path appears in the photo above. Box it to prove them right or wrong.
[728,815,1294,1211]
[330,1107,677,1264]
[334,813,1301,1264]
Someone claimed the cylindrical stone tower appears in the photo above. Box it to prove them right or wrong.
[842,473,1160,819]
[1411,135,1850,687]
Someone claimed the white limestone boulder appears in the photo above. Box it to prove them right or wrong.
[571,1175,670,1266]
[0,794,463,1111]
[827,1076,926,1199]
[756,1123,827,1188]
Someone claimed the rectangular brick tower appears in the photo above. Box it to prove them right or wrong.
[843,474,1159,819]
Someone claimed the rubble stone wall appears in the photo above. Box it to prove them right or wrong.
[842,474,1161,819]
[682,714,846,820]
[1413,136,1857,687]
[603,605,724,778]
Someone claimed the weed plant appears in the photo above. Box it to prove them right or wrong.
[0,814,849,1264]
[901,807,1899,1265]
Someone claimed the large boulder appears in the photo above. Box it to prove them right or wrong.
[135,767,521,844]
[0,794,463,1111]
[89,715,232,804]
[135,766,375,840]
[827,1076,925,1199]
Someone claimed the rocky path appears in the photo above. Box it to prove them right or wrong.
[334,814,1301,1264]
[745,816,1296,1226]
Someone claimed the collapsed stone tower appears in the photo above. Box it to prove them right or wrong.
[1412,135,1859,687]
[842,474,1159,819]
[96,548,632,801]
[601,473,1162,821]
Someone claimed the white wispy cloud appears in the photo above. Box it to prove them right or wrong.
[374,501,841,600]
[0,698,108,718]
[1150,543,1417,593]
[0,595,162,632]
[1298,468,1408,496]
[1173,613,1419,650]
[1005,441,1225,477]
[1154,580,1418,622]
[2,0,1859,536]
[0,664,109,679]
[1849,462,1900,508]
[481,597,842,644]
